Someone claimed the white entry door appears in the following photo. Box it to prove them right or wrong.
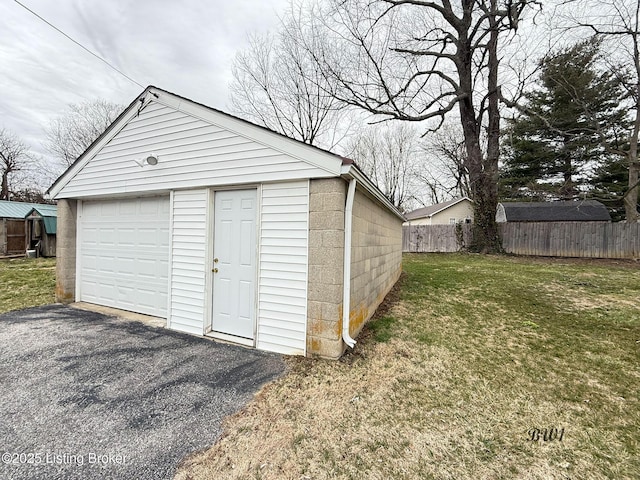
[212,189,257,339]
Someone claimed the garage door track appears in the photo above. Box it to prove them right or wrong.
[0,304,285,480]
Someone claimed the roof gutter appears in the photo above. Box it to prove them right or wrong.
[342,177,357,349]
[340,163,406,222]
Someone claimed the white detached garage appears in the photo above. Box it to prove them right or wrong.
[50,86,404,359]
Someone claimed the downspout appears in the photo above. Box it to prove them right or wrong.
[342,178,357,349]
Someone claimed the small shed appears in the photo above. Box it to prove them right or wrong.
[496,200,612,223]
[48,86,405,359]
[0,200,57,257]
[25,205,58,257]
[404,197,474,225]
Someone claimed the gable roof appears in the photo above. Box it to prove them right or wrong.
[26,204,57,217]
[0,200,56,220]
[498,200,611,222]
[47,86,344,196]
[405,197,473,220]
[46,86,403,220]
[25,206,58,234]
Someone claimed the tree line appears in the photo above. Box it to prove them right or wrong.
[1,0,638,252]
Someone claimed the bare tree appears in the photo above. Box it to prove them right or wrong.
[8,187,51,204]
[0,128,30,200]
[559,0,640,222]
[422,124,471,201]
[301,0,540,252]
[230,7,350,149]
[345,122,425,210]
[45,100,122,169]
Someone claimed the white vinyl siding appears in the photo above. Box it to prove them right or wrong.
[57,102,334,198]
[257,181,309,355]
[77,196,170,317]
[169,189,209,335]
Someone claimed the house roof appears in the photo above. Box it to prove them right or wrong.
[0,200,57,221]
[498,200,611,222]
[405,197,473,220]
[47,85,404,221]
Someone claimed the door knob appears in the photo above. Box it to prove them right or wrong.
[212,268,218,273]
[214,258,219,263]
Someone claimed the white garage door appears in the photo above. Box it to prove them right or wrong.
[78,196,170,317]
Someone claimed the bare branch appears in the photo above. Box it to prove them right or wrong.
[45,100,122,169]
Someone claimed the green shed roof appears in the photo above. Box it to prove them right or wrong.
[42,216,57,235]
[28,204,58,217]
[24,205,58,235]
[0,200,38,219]
[0,201,58,235]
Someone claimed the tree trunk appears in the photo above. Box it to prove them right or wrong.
[562,155,574,199]
[624,96,640,222]
[461,0,502,253]
[1,170,9,201]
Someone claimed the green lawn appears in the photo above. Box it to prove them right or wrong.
[0,258,56,314]
[1,255,637,478]
[178,253,640,480]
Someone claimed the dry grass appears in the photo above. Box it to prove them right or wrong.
[0,257,56,314]
[176,254,640,480]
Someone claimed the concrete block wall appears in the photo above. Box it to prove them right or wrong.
[306,178,346,359]
[55,199,77,303]
[348,187,403,338]
[306,178,403,359]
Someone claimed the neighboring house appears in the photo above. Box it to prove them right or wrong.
[404,197,474,225]
[496,200,612,223]
[48,86,404,359]
[0,200,57,257]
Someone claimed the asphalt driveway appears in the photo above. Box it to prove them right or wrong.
[0,304,285,480]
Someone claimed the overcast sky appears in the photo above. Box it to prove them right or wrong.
[0,0,289,160]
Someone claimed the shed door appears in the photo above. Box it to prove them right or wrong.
[6,220,26,255]
[78,197,170,317]
[212,189,257,339]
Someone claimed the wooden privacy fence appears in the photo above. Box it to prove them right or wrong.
[403,224,473,253]
[403,222,640,259]
[500,222,640,258]
[1,219,26,256]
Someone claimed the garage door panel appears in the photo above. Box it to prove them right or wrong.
[116,257,136,276]
[138,289,165,310]
[82,202,101,216]
[137,258,161,278]
[159,260,169,279]
[101,228,117,245]
[139,197,164,215]
[99,256,116,273]
[117,228,136,245]
[119,201,137,216]
[79,196,170,318]
[81,281,98,299]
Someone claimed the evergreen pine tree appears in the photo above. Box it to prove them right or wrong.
[591,156,628,221]
[501,38,629,204]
